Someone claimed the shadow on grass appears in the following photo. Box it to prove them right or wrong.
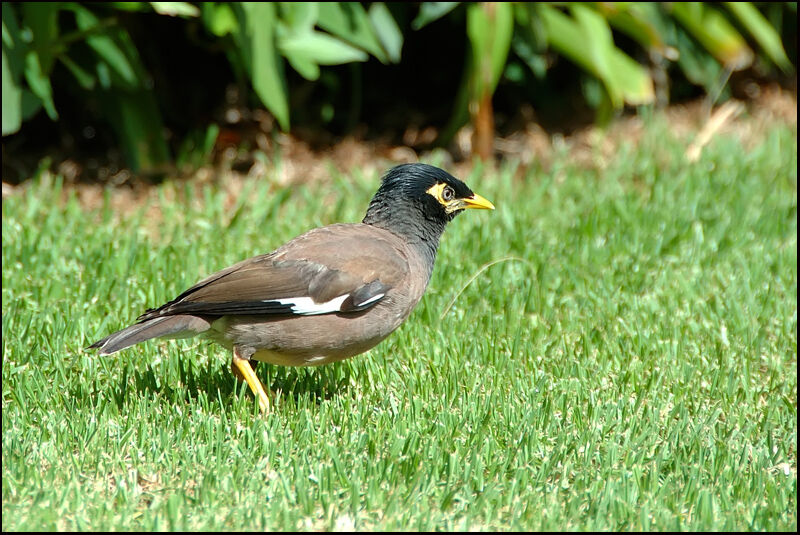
[103,350,352,412]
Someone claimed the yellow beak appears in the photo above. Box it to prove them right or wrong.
[462,193,495,210]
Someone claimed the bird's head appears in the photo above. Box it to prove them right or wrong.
[363,164,494,235]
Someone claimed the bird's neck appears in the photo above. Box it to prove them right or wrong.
[362,201,445,270]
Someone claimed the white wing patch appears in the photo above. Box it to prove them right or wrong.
[354,293,384,308]
[273,295,349,315]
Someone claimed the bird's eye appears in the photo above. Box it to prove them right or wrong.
[442,186,455,202]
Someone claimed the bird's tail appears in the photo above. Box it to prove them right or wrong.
[87,315,212,355]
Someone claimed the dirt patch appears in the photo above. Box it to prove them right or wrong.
[492,82,797,172]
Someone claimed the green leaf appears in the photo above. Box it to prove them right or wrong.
[412,2,460,30]
[2,45,22,135]
[107,2,148,12]
[280,48,318,80]
[514,3,548,52]
[149,2,200,18]
[203,123,220,156]
[605,41,655,105]
[202,3,238,37]
[369,2,403,63]
[279,30,367,80]
[96,61,111,89]
[9,4,60,122]
[238,2,289,130]
[290,33,369,65]
[58,53,96,90]
[723,2,792,72]
[669,2,753,70]
[20,2,59,73]
[23,50,57,119]
[539,5,653,108]
[600,3,676,59]
[511,35,548,79]
[3,3,25,72]
[572,4,618,103]
[71,5,140,88]
[278,2,317,34]
[20,88,42,121]
[512,4,549,79]
[467,2,513,98]
[317,2,386,63]
[674,23,724,91]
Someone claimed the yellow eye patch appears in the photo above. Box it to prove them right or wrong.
[426,182,446,201]
[426,183,456,210]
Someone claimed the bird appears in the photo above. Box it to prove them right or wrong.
[89,163,494,413]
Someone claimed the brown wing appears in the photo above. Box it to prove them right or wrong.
[137,224,409,321]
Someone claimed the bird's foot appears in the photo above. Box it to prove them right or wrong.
[231,347,271,414]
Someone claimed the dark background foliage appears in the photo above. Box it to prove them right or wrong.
[2,2,796,184]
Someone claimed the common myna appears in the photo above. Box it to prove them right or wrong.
[90,163,494,412]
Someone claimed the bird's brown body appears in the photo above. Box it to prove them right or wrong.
[202,224,433,366]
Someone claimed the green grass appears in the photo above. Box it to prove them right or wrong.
[2,117,797,531]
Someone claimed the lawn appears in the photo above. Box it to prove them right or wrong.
[2,114,796,530]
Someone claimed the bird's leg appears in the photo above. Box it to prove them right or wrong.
[231,358,258,381]
[231,346,270,414]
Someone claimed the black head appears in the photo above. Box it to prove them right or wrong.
[363,163,494,247]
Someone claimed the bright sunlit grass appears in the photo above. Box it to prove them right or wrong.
[2,116,796,530]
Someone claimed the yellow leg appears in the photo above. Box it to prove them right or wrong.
[232,347,270,414]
